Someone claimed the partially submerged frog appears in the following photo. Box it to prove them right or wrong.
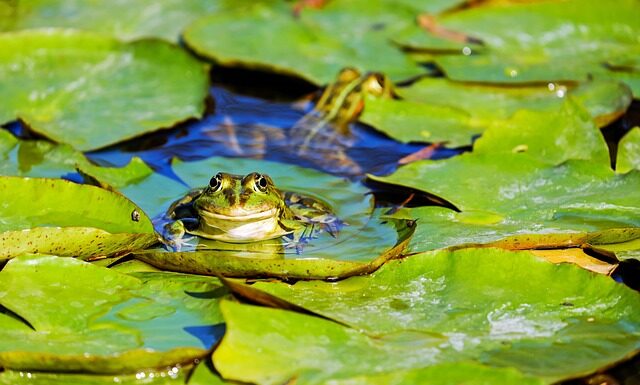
[163,172,339,251]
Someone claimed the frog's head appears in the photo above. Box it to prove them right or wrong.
[192,172,292,242]
[359,72,394,98]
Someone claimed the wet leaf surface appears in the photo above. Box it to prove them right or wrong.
[184,2,425,84]
[0,29,208,151]
[0,254,227,373]
[416,0,640,96]
[369,153,640,252]
[0,176,156,260]
[222,248,640,384]
[0,0,226,42]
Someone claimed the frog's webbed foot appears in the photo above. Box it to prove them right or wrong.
[282,224,318,254]
[162,219,196,252]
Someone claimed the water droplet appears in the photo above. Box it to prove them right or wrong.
[505,67,518,78]
[547,83,556,91]
[462,46,472,56]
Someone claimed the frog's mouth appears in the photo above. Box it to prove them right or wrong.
[198,208,279,222]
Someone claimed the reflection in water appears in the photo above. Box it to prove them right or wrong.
[86,86,462,181]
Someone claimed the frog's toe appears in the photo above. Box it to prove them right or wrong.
[164,235,195,252]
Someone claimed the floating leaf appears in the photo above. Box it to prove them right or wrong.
[360,79,631,147]
[421,0,640,96]
[0,129,153,186]
[229,248,640,383]
[184,2,424,84]
[0,176,156,261]
[617,127,640,174]
[0,29,208,151]
[0,0,225,42]
[0,254,227,373]
[473,99,609,165]
[369,153,640,252]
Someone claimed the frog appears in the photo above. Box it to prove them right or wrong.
[162,172,339,251]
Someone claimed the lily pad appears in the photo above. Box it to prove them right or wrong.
[0,0,227,42]
[222,248,640,383]
[0,254,227,373]
[0,369,185,385]
[368,153,640,252]
[473,99,609,166]
[0,29,208,151]
[617,127,640,174]
[360,79,631,147]
[183,2,425,84]
[0,129,153,185]
[116,157,413,279]
[419,0,640,96]
[0,176,156,260]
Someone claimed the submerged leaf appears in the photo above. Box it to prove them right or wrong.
[0,29,208,151]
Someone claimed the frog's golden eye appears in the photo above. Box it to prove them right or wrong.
[209,173,223,192]
[254,173,269,193]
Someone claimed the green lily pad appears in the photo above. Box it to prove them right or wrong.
[473,99,609,165]
[360,79,631,147]
[368,153,640,252]
[0,254,227,373]
[0,129,153,186]
[115,157,413,279]
[221,248,640,383]
[0,29,208,151]
[0,176,156,261]
[183,2,425,84]
[420,0,640,96]
[617,127,640,174]
[0,0,228,42]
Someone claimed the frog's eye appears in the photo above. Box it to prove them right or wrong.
[209,174,223,191]
[254,174,269,192]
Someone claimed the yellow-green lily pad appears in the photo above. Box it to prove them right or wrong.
[0,29,208,151]
[184,2,425,84]
[219,248,640,384]
[368,153,640,252]
[0,254,227,373]
[0,176,156,260]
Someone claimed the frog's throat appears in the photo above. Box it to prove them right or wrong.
[198,208,278,222]
[198,208,290,242]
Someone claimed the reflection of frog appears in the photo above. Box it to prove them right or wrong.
[162,172,339,250]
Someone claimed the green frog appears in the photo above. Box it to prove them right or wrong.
[162,172,338,251]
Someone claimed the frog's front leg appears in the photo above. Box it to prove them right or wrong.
[162,218,198,251]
